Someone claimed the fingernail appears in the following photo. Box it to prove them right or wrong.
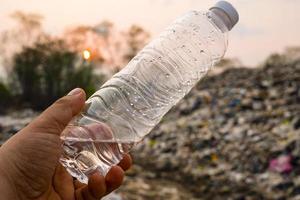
[67,88,82,96]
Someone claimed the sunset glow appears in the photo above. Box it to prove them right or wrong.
[82,49,91,60]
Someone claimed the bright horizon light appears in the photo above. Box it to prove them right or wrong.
[82,50,91,60]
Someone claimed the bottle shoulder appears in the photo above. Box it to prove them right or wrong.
[175,10,228,60]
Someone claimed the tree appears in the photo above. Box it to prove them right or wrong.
[124,25,150,61]
[10,11,44,42]
[0,81,12,113]
[0,11,46,77]
[64,22,150,72]
[12,39,100,110]
[64,21,125,69]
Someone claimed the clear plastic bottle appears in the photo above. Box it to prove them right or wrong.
[60,1,239,183]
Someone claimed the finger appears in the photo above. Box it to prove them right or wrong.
[53,164,75,200]
[118,154,132,171]
[105,166,124,194]
[74,180,86,189]
[75,187,97,200]
[27,88,86,135]
[88,173,107,198]
[75,173,106,200]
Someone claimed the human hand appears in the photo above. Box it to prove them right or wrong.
[0,88,132,200]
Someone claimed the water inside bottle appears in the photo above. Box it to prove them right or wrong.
[60,138,135,184]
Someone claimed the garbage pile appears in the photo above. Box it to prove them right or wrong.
[128,54,300,199]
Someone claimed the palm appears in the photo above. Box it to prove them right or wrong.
[1,130,131,200]
[0,89,131,200]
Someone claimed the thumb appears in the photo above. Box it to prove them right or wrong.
[27,88,86,135]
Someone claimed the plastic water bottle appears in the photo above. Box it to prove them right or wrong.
[60,1,239,183]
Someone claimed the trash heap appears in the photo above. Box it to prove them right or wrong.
[127,54,300,199]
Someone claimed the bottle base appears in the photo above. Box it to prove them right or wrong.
[60,138,134,183]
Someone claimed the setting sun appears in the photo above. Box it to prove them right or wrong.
[82,49,91,60]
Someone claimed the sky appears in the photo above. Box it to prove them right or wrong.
[0,0,300,66]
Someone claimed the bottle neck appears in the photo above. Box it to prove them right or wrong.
[210,8,231,33]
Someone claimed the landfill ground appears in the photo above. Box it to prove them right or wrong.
[1,53,300,199]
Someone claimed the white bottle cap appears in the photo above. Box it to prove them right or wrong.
[210,1,239,30]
